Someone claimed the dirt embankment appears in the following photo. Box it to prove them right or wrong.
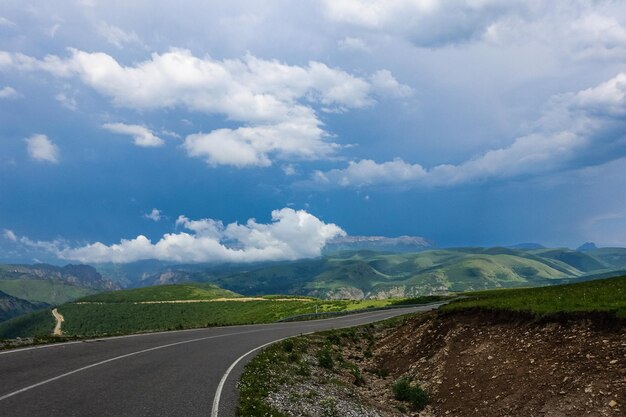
[371,311,625,416]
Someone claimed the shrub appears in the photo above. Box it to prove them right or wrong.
[282,339,295,352]
[392,377,428,411]
[368,367,389,378]
[350,368,365,386]
[317,347,334,369]
[320,397,340,417]
[296,362,311,376]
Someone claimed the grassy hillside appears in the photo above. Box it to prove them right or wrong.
[56,297,408,337]
[0,309,55,339]
[0,279,94,305]
[212,248,603,299]
[0,281,425,338]
[528,248,609,272]
[0,291,49,322]
[442,275,626,317]
[586,247,626,269]
[87,247,626,300]
[0,263,118,291]
[78,283,240,303]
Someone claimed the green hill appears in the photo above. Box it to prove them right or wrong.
[0,281,416,338]
[442,275,626,318]
[0,279,94,305]
[209,248,606,299]
[0,291,49,322]
[585,247,626,269]
[79,282,241,303]
[0,309,56,339]
[528,248,608,272]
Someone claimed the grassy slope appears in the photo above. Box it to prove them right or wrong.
[213,249,590,298]
[442,275,626,317]
[0,281,406,337]
[78,282,240,303]
[56,298,404,337]
[0,291,49,322]
[0,309,55,339]
[0,279,94,305]
[528,248,609,272]
[587,247,626,269]
[309,250,583,295]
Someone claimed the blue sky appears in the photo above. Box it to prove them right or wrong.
[2,0,626,264]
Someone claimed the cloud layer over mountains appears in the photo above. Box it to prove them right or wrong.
[5,209,345,264]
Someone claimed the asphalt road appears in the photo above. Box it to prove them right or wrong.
[0,304,444,417]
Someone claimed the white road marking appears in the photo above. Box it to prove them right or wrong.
[210,305,443,417]
[0,329,266,402]
[0,306,439,410]
[210,335,306,417]
[0,305,430,356]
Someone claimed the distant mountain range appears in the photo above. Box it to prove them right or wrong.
[3,239,626,324]
[0,264,119,317]
[324,235,433,253]
[86,245,626,300]
[0,290,49,322]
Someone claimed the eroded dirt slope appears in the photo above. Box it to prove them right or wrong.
[373,311,625,416]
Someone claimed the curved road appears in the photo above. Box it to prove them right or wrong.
[0,304,443,417]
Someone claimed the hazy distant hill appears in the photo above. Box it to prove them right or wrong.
[0,290,48,322]
[202,247,625,299]
[0,263,119,308]
[323,235,433,253]
[84,246,626,300]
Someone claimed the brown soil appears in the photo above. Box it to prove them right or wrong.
[369,311,625,416]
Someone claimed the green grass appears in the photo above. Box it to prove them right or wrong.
[77,282,240,303]
[214,248,611,299]
[43,295,435,337]
[442,275,626,318]
[0,308,55,339]
[56,298,403,337]
[0,277,446,339]
[238,314,421,416]
[0,279,94,305]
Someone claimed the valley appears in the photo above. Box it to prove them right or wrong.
[2,245,626,342]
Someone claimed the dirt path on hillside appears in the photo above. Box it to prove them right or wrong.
[52,308,64,336]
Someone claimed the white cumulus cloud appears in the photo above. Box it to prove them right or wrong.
[182,120,335,167]
[315,71,626,187]
[25,134,59,163]
[103,123,164,147]
[48,208,345,263]
[0,48,411,167]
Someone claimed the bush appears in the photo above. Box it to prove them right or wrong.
[367,367,389,378]
[326,334,341,345]
[392,377,428,411]
[282,339,295,352]
[350,368,365,386]
[317,347,334,369]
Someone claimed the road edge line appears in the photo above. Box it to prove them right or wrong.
[0,329,265,403]
[210,332,312,417]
